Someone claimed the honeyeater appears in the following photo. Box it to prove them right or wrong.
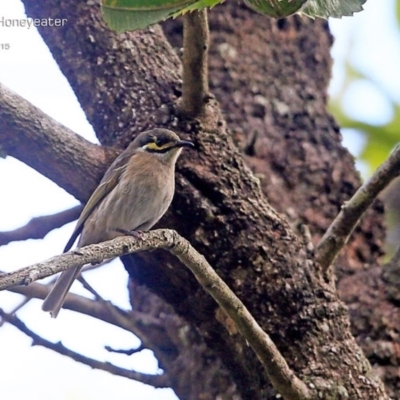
[42,129,194,317]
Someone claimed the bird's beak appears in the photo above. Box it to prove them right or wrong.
[175,140,195,149]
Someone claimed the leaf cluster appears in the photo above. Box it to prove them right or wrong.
[101,0,367,31]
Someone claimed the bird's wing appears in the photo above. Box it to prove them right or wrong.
[64,148,135,252]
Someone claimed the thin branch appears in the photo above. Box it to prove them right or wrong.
[6,278,167,368]
[316,143,400,273]
[0,233,158,289]
[77,274,103,300]
[167,234,311,400]
[180,10,210,118]
[0,205,82,246]
[0,272,60,325]
[6,280,163,335]
[0,229,310,400]
[0,297,30,327]
[0,309,170,388]
[0,83,118,202]
[5,278,162,334]
[105,344,146,355]
[4,277,170,378]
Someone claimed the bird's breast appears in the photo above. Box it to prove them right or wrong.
[80,157,175,245]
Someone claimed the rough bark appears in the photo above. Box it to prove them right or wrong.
[164,7,393,397]
[8,0,394,398]
[20,1,182,149]
[164,8,384,270]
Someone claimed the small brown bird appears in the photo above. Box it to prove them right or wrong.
[42,129,194,317]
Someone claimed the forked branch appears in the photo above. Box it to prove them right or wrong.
[7,280,168,349]
[0,229,310,400]
[0,309,170,387]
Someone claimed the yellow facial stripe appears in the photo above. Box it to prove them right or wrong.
[145,142,173,151]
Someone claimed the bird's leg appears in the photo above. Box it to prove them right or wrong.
[115,227,143,239]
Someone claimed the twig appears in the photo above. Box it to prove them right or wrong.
[0,232,160,289]
[316,143,400,273]
[180,10,210,118]
[167,233,311,400]
[105,344,146,355]
[77,274,102,300]
[7,281,163,336]
[0,267,109,328]
[0,205,82,246]
[0,272,62,326]
[0,229,310,400]
[0,298,30,327]
[0,309,170,388]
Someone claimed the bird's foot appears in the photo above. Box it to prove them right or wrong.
[115,228,143,239]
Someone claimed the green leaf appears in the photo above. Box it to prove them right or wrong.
[101,0,197,31]
[361,127,396,174]
[101,0,223,31]
[243,0,307,18]
[328,108,400,174]
[239,0,367,19]
[301,0,367,19]
[101,0,368,32]
[170,0,222,18]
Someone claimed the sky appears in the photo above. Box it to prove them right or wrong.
[0,0,398,399]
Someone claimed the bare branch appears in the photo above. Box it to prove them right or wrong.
[7,281,163,335]
[0,83,118,202]
[316,144,400,273]
[0,206,82,246]
[105,344,146,355]
[0,229,310,400]
[167,235,311,400]
[179,10,210,118]
[0,309,170,388]
[77,274,103,300]
[0,297,30,327]
[0,232,166,290]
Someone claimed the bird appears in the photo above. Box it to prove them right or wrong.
[42,128,194,318]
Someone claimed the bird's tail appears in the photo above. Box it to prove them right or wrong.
[42,266,82,318]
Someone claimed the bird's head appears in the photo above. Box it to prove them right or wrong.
[133,129,194,165]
